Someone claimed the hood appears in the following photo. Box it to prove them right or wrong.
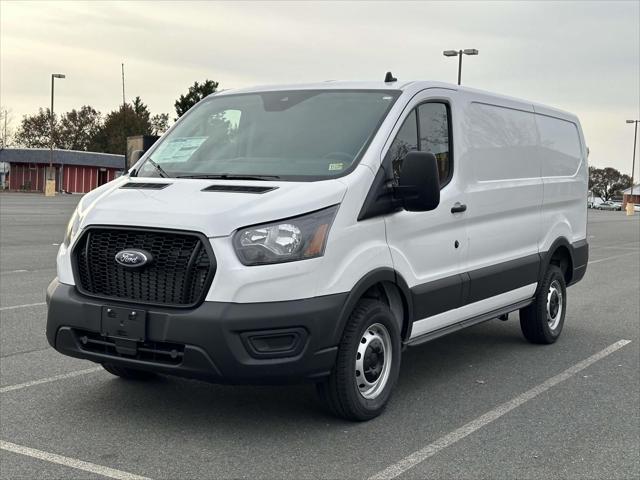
[79,177,347,237]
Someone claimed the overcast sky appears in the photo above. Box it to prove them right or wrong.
[1,1,638,174]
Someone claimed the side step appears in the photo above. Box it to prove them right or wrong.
[404,299,532,347]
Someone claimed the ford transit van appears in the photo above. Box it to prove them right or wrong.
[46,79,588,420]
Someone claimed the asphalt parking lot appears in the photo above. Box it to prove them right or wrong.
[1,193,638,480]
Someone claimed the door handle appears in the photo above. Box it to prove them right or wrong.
[451,202,467,214]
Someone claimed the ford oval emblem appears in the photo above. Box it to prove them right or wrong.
[114,249,152,268]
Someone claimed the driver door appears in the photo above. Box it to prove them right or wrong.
[384,91,468,338]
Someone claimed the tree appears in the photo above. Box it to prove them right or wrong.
[131,96,151,124]
[151,113,170,135]
[89,101,153,155]
[57,106,101,151]
[14,108,57,148]
[589,166,632,201]
[15,106,101,151]
[14,97,164,155]
[174,79,219,120]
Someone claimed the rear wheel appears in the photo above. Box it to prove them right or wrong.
[317,298,401,421]
[519,265,567,344]
[102,363,157,380]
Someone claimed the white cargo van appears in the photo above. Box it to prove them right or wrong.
[46,79,588,420]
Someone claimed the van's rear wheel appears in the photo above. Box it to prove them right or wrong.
[102,363,157,380]
[519,265,567,344]
[317,298,401,421]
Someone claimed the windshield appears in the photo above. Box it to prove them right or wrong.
[136,89,400,181]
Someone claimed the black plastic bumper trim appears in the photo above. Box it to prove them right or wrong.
[46,279,346,384]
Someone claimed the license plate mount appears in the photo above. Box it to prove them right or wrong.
[101,306,146,342]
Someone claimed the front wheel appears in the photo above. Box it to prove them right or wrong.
[519,265,567,344]
[317,299,401,421]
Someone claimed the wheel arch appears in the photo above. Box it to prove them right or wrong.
[540,237,575,286]
[331,268,414,345]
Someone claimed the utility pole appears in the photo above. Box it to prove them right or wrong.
[121,63,126,106]
[122,62,128,172]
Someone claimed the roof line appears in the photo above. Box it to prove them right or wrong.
[0,147,124,157]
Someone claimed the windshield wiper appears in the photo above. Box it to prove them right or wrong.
[144,158,172,178]
[176,173,280,181]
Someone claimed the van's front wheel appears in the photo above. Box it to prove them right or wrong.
[317,299,401,421]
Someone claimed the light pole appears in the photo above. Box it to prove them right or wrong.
[626,120,639,213]
[49,73,65,188]
[443,49,479,85]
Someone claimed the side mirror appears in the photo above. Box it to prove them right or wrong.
[396,151,440,212]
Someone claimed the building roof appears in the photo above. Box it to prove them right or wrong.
[622,184,640,194]
[0,148,124,169]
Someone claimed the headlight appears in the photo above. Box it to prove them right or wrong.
[233,205,339,265]
[62,203,83,247]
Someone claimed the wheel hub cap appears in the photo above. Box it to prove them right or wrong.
[363,341,384,382]
[355,323,392,400]
[546,280,563,330]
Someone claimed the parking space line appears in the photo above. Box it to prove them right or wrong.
[368,339,632,480]
[588,251,639,265]
[0,367,102,394]
[0,302,46,312]
[0,440,152,480]
[1,267,57,275]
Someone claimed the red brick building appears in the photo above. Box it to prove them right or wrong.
[0,148,124,194]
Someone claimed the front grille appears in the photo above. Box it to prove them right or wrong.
[74,227,215,307]
[75,329,184,365]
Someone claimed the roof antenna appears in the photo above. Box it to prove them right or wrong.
[384,71,397,83]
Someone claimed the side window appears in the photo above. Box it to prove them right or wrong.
[418,103,451,186]
[387,110,418,184]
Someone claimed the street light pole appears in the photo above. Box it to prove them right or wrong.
[48,73,65,195]
[626,120,638,197]
[443,49,479,85]
[49,74,66,177]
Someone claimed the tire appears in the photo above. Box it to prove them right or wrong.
[317,298,401,421]
[519,265,567,344]
[102,363,157,380]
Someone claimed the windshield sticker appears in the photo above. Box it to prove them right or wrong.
[152,137,207,163]
[328,162,344,171]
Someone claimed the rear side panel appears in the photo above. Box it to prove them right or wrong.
[459,97,544,275]
[533,106,588,254]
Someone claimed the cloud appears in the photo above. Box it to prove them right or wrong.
[1,0,638,172]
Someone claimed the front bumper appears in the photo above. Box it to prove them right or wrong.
[46,279,347,384]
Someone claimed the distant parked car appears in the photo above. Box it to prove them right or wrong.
[597,201,622,211]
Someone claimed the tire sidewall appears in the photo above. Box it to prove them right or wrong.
[346,302,402,416]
